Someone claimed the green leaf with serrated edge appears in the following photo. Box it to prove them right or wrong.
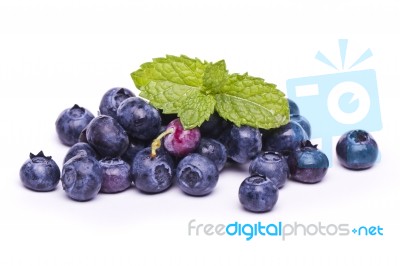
[139,80,198,114]
[202,60,228,94]
[131,55,209,89]
[131,55,289,130]
[178,90,216,129]
[215,73,289,129]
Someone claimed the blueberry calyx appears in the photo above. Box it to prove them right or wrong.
[69,104,86,116]
[29,151,52,160]
[247,175,267,184]
[116,88,131,97]
[349,130,369,143]
[261,151,283,162]
[300,140,318,149]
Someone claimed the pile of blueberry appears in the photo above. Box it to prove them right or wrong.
[19,88,379,212]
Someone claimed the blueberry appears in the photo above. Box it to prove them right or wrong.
[196,138,227,172]
[288,141,329,183]
[219,125,262,164]
[238,175,279,212]
[20,151,60,192]
[262,120,309,153]
[61,151,102,201]
[64,142,98,164]
[290,115,311,138]
[121,138,148,164]
[163,118,201,158]
[288,98,300,116]
[199,113,229,139]
[131,147,174,193]
[249,151,289,189]
[55,104,95,146]
[176,153,219,196]
[99,87,135,119]
[116,97,161,141]
[336,129,378,170]
[86,115,129,157]
[99,158,131,193]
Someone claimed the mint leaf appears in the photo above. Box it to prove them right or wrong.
[131,55,289,130]
[178,90,216,129]
[131,54,210,115]
[131,55,209,88]
[140,81,197,114]
[215,73,289,129]
[131,55,216,129]
[203,60,228,94]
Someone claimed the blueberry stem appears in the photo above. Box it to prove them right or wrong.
[150,128,175,158]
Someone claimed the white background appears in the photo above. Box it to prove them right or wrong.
[1,1,399,265]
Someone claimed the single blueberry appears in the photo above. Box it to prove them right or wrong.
[288,98,300,116]
[196,138,227,172]
[249,151,289,189]
[20,151,60,192]
[176,153,219,196]
[290,115,311,138]
[99,87,135,119]
[238,175,279,212]
[199,113,229,139]
[131,147,174,193]
[288,141,329,184]
[336,129,378,170]
[219,125,262,164]
[262,120,308,153]
[55,104,95,146]
[116,97,161,141]
[61,151,102,201]
[86,115,129,157]
[99,158,132,193]
[64,142,98,164]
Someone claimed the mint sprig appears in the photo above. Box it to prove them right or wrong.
[203,60,228,94]
[131,55,289,130]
